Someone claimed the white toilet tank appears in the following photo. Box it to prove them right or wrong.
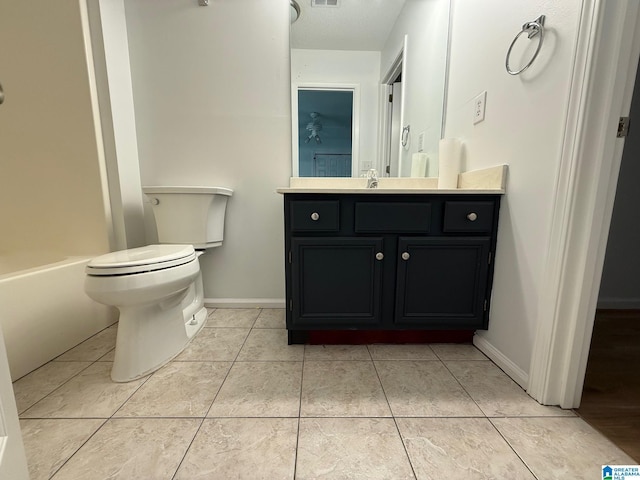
[142,186,233,249]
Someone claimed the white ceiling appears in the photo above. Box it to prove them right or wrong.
[290,0,406,51]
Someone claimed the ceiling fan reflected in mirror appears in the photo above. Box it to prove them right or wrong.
[305,112,323,144]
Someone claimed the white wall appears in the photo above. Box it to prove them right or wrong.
[124,0,291,302]
[445,0,583,377]
[291,49,380,176]
[87,0,146,250]
[0,1,111,256]
[381,0,450,177]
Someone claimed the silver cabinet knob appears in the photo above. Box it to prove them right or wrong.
[467,212,478,221]
[375,252,384,261]
[401,252,410,261]
[310,212,320,221]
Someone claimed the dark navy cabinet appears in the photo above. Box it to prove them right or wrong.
[283,193,501,343]
[291,237,384,326]
[394,237,490,327]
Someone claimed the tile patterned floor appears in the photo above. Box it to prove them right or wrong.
[13,308,635,480]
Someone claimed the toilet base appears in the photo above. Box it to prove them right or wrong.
[110,300,207,383]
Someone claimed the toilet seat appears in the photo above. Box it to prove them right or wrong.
[86,244,196,276]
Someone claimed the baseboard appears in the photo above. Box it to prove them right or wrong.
[473,334,529,389]
[596,297,640,309]
[204,298,286,309]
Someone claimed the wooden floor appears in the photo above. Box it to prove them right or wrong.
[576,309,640,462]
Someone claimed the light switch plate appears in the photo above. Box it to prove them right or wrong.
[473,91,487,124]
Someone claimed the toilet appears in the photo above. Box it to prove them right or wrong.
[84,186,232,382]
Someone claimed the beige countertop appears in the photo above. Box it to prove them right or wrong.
[277,165,507,195]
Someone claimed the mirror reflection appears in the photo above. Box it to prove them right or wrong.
[298,90,354,176]
[290,0,450,178]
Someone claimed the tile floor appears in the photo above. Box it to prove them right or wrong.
[13,308,636,479]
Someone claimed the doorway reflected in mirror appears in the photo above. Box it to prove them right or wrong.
[298,89,353,177]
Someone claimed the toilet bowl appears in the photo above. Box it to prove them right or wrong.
[84,186,232,382]
[85,244,207,382]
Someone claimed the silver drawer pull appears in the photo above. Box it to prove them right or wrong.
[310,212,320,221]
[467,212,478,221]
[401,252,410,261]
[375,252,384,261]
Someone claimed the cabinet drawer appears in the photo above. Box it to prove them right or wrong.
[355,202,432,232]
[443,201,495,233]
[291,201,339,232]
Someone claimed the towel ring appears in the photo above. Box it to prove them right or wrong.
[506,15,545,75]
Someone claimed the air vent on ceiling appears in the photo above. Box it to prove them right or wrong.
[311,0,339,7]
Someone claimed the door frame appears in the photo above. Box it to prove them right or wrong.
[0,324,29,479]
[379,35,408,177]
[527,0,640,408]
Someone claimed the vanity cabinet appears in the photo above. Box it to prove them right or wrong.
[283,193,501,343]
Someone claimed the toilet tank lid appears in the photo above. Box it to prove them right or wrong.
[142,186,233,196]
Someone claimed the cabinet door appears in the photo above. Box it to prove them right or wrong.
[395,237,491,329]
[291,237,384,328]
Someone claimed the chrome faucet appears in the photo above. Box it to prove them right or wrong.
[366,168,379,189]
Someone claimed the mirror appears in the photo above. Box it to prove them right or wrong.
[290,0,450,178]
